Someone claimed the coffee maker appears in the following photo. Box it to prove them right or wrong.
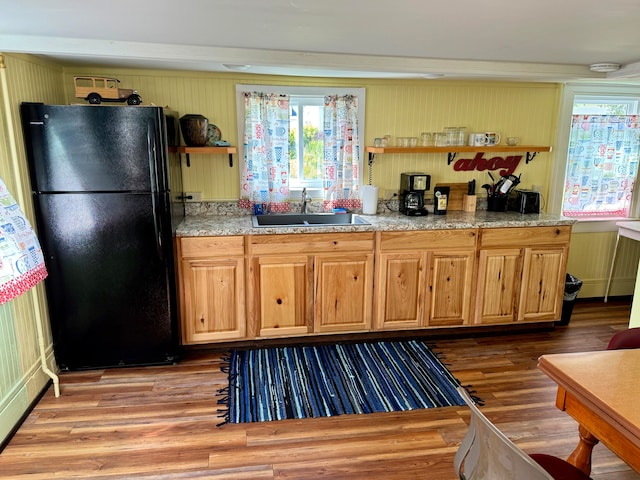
[399,172,431,216]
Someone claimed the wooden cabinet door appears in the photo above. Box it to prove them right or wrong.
[518,246,567,321]
[428,250,475,326]
[314,253,374,333]
[253,255,313,337]
[475,248,523,324]
[180,256,246,344]
[375,252,427,330]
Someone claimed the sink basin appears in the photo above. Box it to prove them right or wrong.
[252,213,370,228]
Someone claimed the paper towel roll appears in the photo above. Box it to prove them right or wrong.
[362,185,379,215]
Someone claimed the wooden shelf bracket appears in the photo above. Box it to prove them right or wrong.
[173,146,237,168]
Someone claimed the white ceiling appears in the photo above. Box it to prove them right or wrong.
[2,0,640,83]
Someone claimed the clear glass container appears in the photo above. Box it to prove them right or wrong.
[421,132,434,146]
[456,127,467,146]
[444,127,457,146]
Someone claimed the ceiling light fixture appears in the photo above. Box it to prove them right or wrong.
[223,64,251,71]
[589,63,621,73]
[422,73,444,79]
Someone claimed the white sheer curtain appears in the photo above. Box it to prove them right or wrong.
[238,92,291,213]
[322,95,362,211]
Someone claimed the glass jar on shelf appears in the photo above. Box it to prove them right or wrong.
[421,132,434,146]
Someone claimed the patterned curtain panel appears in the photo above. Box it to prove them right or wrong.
[0,177,47,304]
[322,95,361,211]
[238,92,291,213]
[563,115,640,217]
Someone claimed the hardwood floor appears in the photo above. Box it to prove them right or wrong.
[1,299,639,479]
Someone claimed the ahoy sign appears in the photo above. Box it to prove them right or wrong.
[453,152,522,177]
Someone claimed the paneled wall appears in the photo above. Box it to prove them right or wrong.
[567,231,640,299]
[0,53,64,446]
[0,304,24,443]
[60,69,560,201]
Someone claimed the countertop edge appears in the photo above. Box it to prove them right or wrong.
[176,211,577,237]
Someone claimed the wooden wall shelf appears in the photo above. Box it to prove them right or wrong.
[365,145,553,165]
[170,146,238,167]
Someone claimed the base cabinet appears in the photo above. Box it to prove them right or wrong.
[474,226,570,325]
[429,250,476,326]
[177,224,571,345]
[518,246,567,321]
[178,236,246,344]
[376,252,426,329]
[314,253,373,333]
[475,248,522,324]
[375,230,477,330]
[250,255,312,337]
[248,233,375,338]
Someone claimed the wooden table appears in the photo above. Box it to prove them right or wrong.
[538,349,640,475]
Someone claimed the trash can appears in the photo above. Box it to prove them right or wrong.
[557,274,582,326]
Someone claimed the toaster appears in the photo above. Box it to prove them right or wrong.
[507,189,541,214]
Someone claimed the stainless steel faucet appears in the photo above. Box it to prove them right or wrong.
[301,188,311,213]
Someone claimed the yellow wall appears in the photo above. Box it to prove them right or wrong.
[0,53,64,445]
[566,231,640,298]
[61,68,561,201]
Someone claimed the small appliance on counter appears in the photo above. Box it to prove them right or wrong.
[399,172,431,216]
[508,189,541,214]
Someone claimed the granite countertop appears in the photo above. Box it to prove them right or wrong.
[177,210,576,237]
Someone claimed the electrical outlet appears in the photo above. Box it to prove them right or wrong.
[384,189,398,199]
[185,191,201,202]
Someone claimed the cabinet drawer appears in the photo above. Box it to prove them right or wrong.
[379,229,477,251]
[479,226,571,248]
[249,232,375,255]
[180,236,244,257]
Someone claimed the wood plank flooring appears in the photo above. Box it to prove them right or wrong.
[1,299,639,479]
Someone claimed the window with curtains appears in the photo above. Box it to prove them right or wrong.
[236,85,365,213]
[562,96,640,218]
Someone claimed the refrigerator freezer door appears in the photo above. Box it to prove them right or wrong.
[35,192,177,369]
[21,104,168,193]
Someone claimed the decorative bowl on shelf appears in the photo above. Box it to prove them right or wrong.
[206,124,223,146]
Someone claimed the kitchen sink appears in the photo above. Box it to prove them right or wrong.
[251,213,370,228]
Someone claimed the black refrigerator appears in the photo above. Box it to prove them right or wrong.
[20,103,185,370]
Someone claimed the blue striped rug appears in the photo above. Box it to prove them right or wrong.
[219,340,466,424]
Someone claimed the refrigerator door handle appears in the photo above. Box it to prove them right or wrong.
[151,193,164,262]
[148,127,164,262]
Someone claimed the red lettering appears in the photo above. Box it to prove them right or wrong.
[453,157,472,172]
[470,152,486,170]
[453,153,523,176]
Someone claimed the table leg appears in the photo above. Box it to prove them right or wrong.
[567,424,599,475]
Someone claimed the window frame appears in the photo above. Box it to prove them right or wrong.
[235,84,366,197]
[549,84,640,233]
